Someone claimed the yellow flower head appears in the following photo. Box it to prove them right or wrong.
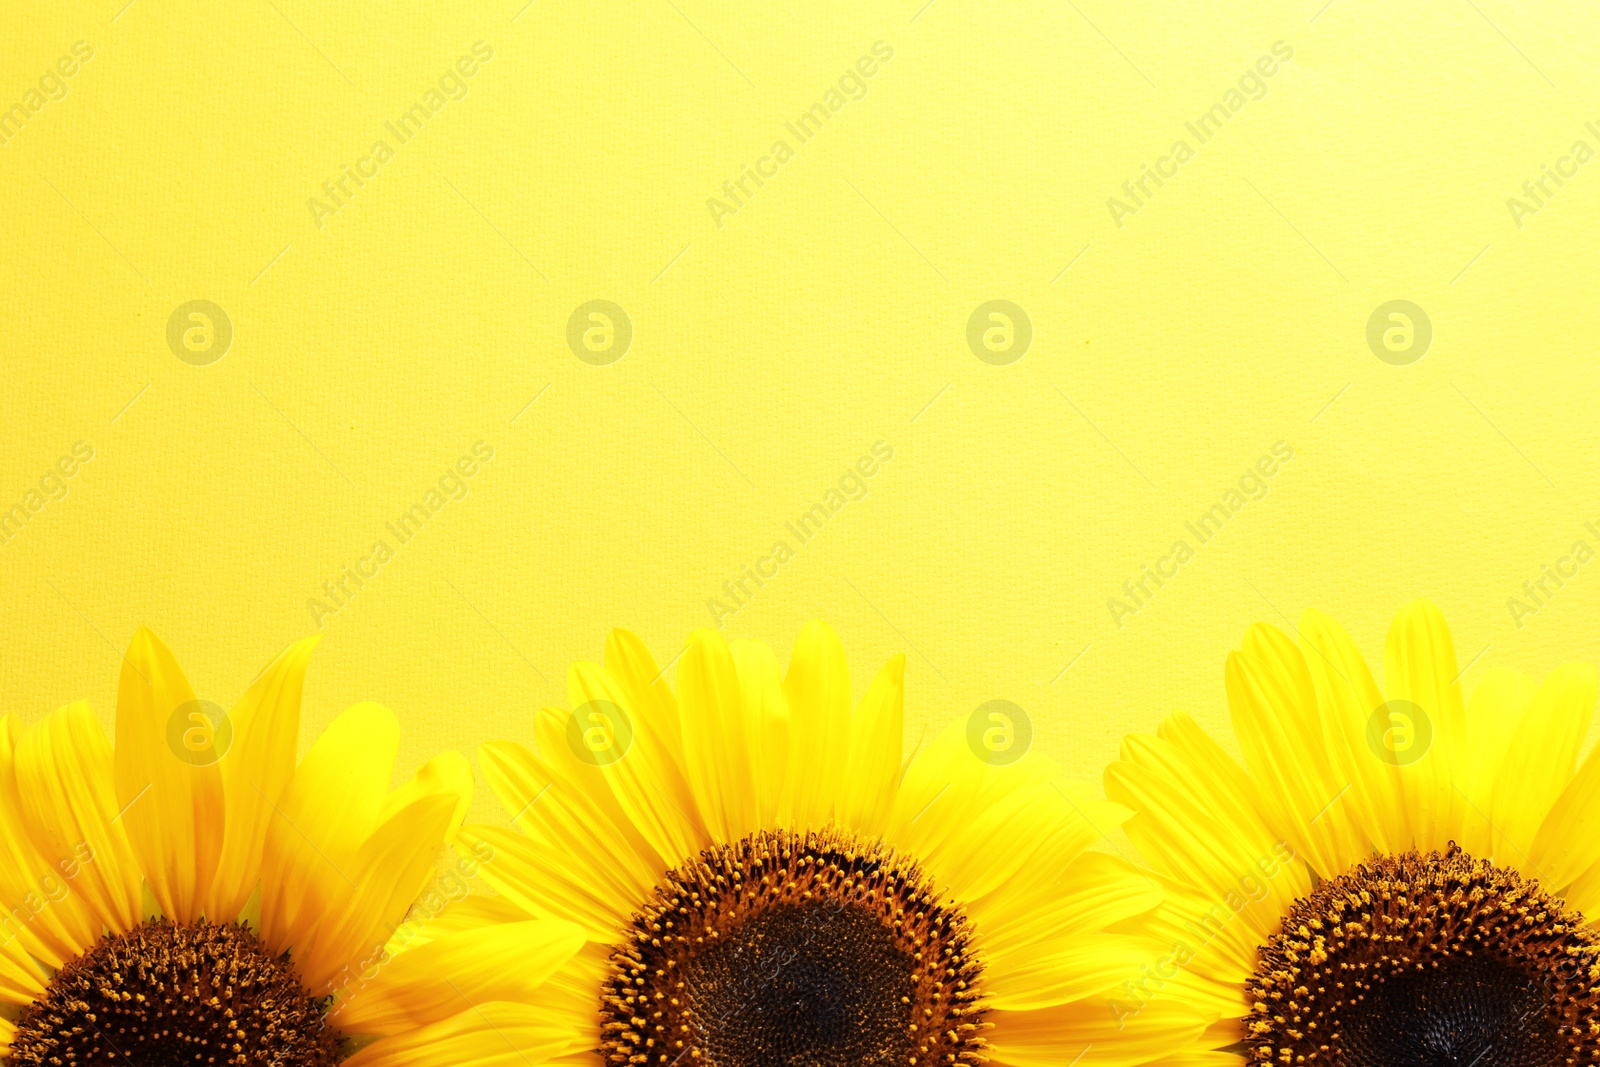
[1107,600,1600,1066]
[0,629,499,1067]
[450,621,1206,1067]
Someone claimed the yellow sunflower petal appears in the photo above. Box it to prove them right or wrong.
[569,659,706,867]
[602,628,686,766]
[1296,608,1405,856]
[0,967,44,1011]
[535,942,613,1051]
[1484,662,1595,866]
[1382,599,1467,852]
[983,780,1118,905]
[13,702,142,936]
[472,739,654,935]
[527,705,675,886]
[676,628,758,843]
[258,702,398,955]
[295,783,464,991]
[1529,671,1600,892]
[0,916,47,1005]
[1559,857,1600,918]
[1173,1017,1246,1061]
[378,750,473,836]
[838,654,904,837]
[0,714,99,964]
[342,1002,579,1067]
[986,996,1209,1067]
[887,717,1058,900]
[599,630,704,850]
[1138,1050,1252,1067]
[1462,667,1534,786]
[387,886,531,949]
[890,721,1123,920]
[114,628,225,922]
[460,824,627,941]
[207,636,318,920]
[1457,667,1535,858]
[781,620,852,829]
[333,919,584,1034]
[728,637,789,828]
[977,852,1160,959]
[1105,713,1311,951]
[1119,878,1262,1008]
[1226,624,1368,878]
[985,932,1155,1011]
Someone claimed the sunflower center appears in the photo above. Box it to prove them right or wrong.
[601,828,987,1067]
[10,917,343,1067]
[1245,846,1600,1067]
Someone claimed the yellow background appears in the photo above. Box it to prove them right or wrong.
[4,0,1599,823]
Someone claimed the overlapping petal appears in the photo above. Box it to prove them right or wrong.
[465,621,1157,1066]
[1106,599,1600,1065]
[0,630,491,1067]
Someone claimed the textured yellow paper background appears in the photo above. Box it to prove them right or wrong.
[4,0,1599,822]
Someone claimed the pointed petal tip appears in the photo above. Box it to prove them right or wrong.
[123,625,167,662]
[603,626,653,667]
[687,626,731,652]
[797,618,840,642]
[788,619,846,668]
[288,632,322,655]
[1223,648,1247,683]
[1239,618,1294,659]
[246,633,320,686]
[336,700,400,735]
[1392,597,1450,633]
[1386,598,1458,665]
[1299,605,1336,628]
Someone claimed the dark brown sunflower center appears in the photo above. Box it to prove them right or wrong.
[1246,846,1600,1067]
[601,828,987,1067]
[10,918,343,1067]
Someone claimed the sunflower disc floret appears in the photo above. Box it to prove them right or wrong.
[10,918,343,1067]
[1246,846,1600,1067]
[601,827,988,1067]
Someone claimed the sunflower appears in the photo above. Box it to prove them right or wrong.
[455,620,1207,1067]
[0,628,579,1067]
[1105,599,1600,1066]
